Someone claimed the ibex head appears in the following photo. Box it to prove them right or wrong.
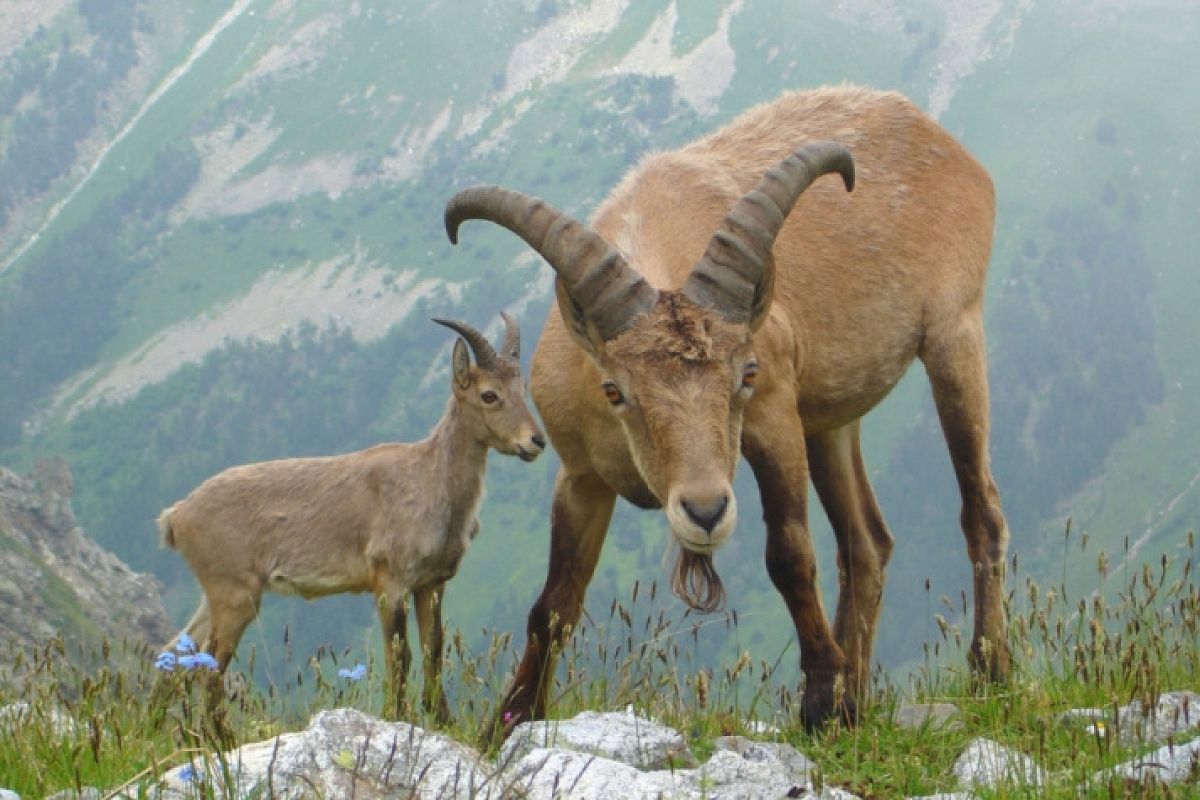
[432,314,545,462]
[445,143,853,607]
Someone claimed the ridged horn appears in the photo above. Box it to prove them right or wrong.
[499,311,520,359]
[445,185,658,341]
[431,318,498,370]
[681,141,855,325]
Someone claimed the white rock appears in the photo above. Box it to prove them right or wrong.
[1115,691,1200,746]
[952,737,1046,790]
[1092,736,1200,787]
[123,707,490,799]
[1,788,21,800]
[499,709,695,771]
[1058,691,1200,747]
[98,707,844,800]
[0,701,77,738]
[892,702,963,731]
[497,731,841,799]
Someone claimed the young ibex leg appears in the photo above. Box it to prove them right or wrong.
[807,420,894,709]
[489,468,615,744]
[180,597,213,652]
[205,583,260,670]
[743,411,849,730]
[376,586,412,720]
[922,313,1011,681]
[413,582,450,723]
[192,583,259,722]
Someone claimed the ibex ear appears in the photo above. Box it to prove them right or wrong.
[554,278,600,357]
[451,339,472,389]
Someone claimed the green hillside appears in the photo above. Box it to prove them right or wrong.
[1,0,1197,688]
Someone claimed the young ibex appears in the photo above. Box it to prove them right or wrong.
[159,314,544,718]
[446,85,1010,738]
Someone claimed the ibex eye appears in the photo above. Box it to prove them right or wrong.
[741,363,759,388]
[602,382,624,406]
[481,391,499,404]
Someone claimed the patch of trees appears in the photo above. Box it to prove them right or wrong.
[0,147,200,446]
[0,1,146,229]
[987,200,1162,529]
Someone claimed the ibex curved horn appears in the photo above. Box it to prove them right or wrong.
[682,141,855,325]
[431,317,498,369]
[499,311,520,360]
[445,186,659,341]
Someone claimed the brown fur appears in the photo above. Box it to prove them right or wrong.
[160,330,544,720]
[466,86,1009,739]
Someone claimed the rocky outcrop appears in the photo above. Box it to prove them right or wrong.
[3,698,1199,799]
[91,708,846,800]
[0,458,174,654]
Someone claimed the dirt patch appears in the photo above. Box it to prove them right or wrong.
[607,0,745,116]
[171,115,282,222]
[231,12,342,93]
[457,0,631,141]
[0,0,71,58]
[61,249,453,417]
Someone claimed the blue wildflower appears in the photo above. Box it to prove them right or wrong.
[154,651,177,671]
[178,652,220,671]
[174,633,197,654]
[338,663,367,682]
[179,764,202,784]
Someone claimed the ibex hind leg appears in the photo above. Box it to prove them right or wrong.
[149,597,218,721]
[176,597,212,651]
[807,421,894,711]
[375,582,413,721]
[205,584,262,671]
[921,313,1011,682]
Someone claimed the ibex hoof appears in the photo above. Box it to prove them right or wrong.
[968,637,1011,683]
[799,676,859,731]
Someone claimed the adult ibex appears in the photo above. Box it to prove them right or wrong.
[446,85,1009,735]
[159,314,544,719]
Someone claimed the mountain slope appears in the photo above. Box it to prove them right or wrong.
[1,0,1197,678]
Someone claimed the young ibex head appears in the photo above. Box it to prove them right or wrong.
[432,313,545,462]
[445,144,853,560]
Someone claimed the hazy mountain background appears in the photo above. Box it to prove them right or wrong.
[1,0,1196,687]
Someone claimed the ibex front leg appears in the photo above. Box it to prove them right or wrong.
[488,468,615,745]
[414,582,451,724]
[744,403,851,729]
[375,579,412,721]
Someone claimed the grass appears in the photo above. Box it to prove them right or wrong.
[2,526,1198,798]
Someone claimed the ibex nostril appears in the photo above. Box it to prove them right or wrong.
[681,495,729,534]
[532,433,546,450]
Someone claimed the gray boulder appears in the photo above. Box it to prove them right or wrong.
[1057,691,1200,746]
[1114,691,1200,746]
[498,732,851,799]
[1091,736,1200,787]
[499,708,696,771]
[126,707,490,799]
[0,700,77,738]
[106,707,854,800]
[892,702,963,731]
[952,737,1046,790]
